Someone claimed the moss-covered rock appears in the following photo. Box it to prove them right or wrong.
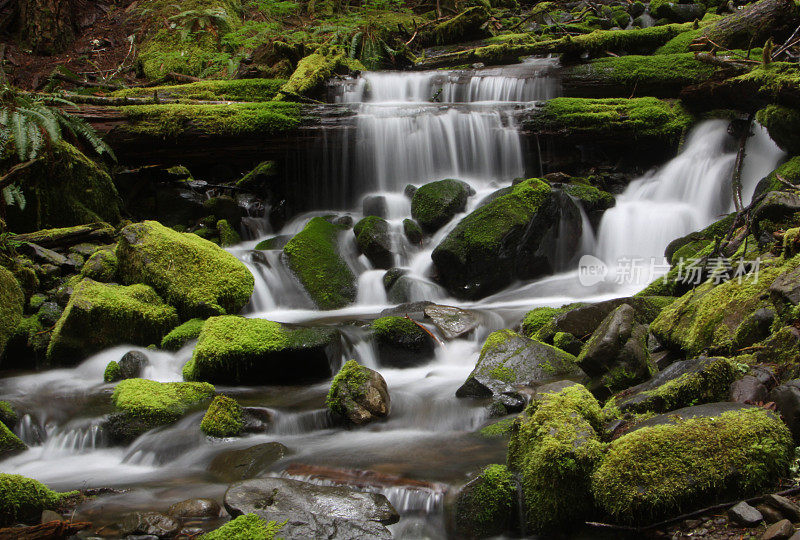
[104,360,122,383]
[200,513,283,540]
[402,219,423,245]
[432,179,557,299]
[217,219,242,247]
[4,142,122,233]
[184,316,340,384]
[283,217,356,310]
[353,216,393,269]
[112,79,287,102]
[161,318,206,350]
[0,474,78,525]
[521,304,581,338]
[0,401,18,431]
[371,316,435,368]
[116,221,254,319]
[107,378,215,443]
[201,395,244,437]
[425,7,490,45]
[757,105,800,155]
[0,421,26,459]
[454,464,517,538]
[411,179,472,233]
[552,331,583,355]
[326,360,390,425]
[507,384,604,532]
[47,279,179,366]
[276,49,364,100]
[80,248,118,282]
[592,405,793,521]
[0,267,24,363]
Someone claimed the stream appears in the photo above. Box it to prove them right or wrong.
[0,58,787,537]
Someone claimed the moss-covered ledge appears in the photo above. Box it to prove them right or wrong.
[110,79,288,102]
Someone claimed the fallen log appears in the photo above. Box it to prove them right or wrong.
[0,520,92,540]
[698,0,799,50]
[11,222,116,248]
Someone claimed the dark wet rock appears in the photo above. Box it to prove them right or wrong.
[752,365,779,389]
[577,304,654,398]
[119,512,180,537]
[168,498,221,519]
[770,266,800,306]
[553,331,583,356]
[759,503,786,524]
[404,184,417,199]
[728,501,763,527]
[241,407,273,433]
[424,304,480,339]
[353,216,393,269]
[327,361,390,425]
[731,375,768,404]
[768,380,800,443]
[18,243,74,272]
[362,195,387,218]
[372,316,435,368]
[765,494,800,522]
[382,268,407,292]
[761,519,794,540]
[255,235,291,250]
[379,301,433,319]
[203,196,244,229]
[207,442,288,482]
[37,302,62,327]
[333,215,354,228]
[753,191,800,227]
[119,351,148,380]
[456,329,582,410]
[402,218,423,244]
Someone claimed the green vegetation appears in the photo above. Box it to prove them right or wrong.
[0,267,24,361]
[201,513,283,540]
[325,359,370,416]
[200,395,244,437]
[521,305,575,338]
[758,104,800,155]
[455,464,516,537]
[104,361,122,383]
[283,217,356,310]
[276,49,364,99]
[112,378,215,426]
[217,219,241,247]
[593,407,793,521]
[111,78,287,101]
[81,249,118,282]
[0,421,26,458]
[0,474,78,525]
[161,318,206,350]
[478,417,516,439]
[47,279,179,365]
[411,179,471,232]
[116,220,254,319]
[372,316,422,341]
[564,53,714,92]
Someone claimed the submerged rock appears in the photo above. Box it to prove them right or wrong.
[116,220,254,319]
[208,442,288,482]
[326,360,390,425]
[371,316,435,368]
[223,477,398,539]
[46,279,179,366]
[184,316,340,385]
[411,179,472,233]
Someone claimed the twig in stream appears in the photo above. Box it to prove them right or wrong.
[403,315,443,346]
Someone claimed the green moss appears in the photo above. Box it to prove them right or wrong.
[0,474,78,525]
[0,402,17,430]
[276,49,364,100]
[521,305,579,339]
[411,179,471,232]
[0,421,25,458]
[118,102,301,138]
[757,105,800,155]
[200,513,283,540]
[116,221,254,319]
[112,79,287,101]
[237,161,275,189]
[47,279,179,365]
[507,384,604,531]
[161,318,206,350]
[200,395,244,437]
[478,417,516,439]
[592,407,793,521]
[81,249,118,282]
[531,97,692,142]
[0,267,24,361]
[283,217,356,310]
[216,219,241,247]
[112,378,215,428]
[325,359,370,416]
[103,361,122,383]
[468,464,516,528]
[562,182,615,211]
[428,7,489,45]
[759,156,800,194]
[185,315,338,383]
[372,316,420,340]
[488,365,516,383]
[567,52,713,90]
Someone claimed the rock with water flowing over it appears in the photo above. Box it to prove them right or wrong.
[423,304,480,340]
[371,316,435,368]
[223,477,398,539]
[454,464,518,538]
[183,316,341,385]
[46,279,179,366]
[208,442,288,482]
[0,267,24,363]
[411,179,473,233]
[115,220,254,319]
[456,329,582,411]
[326,360,390,425]
[353,216,393,269]
[576,304,655,398]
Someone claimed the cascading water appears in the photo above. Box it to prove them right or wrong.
[0,58,788,539]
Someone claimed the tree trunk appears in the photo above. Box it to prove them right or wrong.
[700,0,799,50]
[18,0,77,54]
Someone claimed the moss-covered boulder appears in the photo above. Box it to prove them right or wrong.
[402,219,423,245]
[184,316,340,385]
[326,360,390,426]
[758,105,800,155]
[201,513,283,540]
[410,179,472,233]
[104,360,122,383]
[0,474,78,525]
[46,279,179,366]
[217,219,242,247]
[4,142,121,233]
[106,378,215,443]
[276,49,364,100]
[116,221,254,319]
[353,216,393,269]
[283,217,356,310]
[0,267,24,363]
[577,304,655,397]
[81,248,118,282]
[507,384,604,532]
[592,405,793,522]
[432,179,559,299]
[457,330,581,412]
[0,421,26,459]
[454,464,517,538]
[371,316,435,368]
[201,395,244,437]
[161,319,206,350]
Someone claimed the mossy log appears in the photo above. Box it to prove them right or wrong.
[698,0,799,50]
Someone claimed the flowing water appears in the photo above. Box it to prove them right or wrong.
[0,60,786,537]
